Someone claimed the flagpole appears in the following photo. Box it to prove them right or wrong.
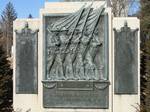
[62,4,86,63]
[82,4,105,61]
[72,3,93,63]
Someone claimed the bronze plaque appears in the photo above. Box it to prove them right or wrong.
[15,23,38,94]
[43,5,109,108]
[43,81,109,108]
[114,22,138,94]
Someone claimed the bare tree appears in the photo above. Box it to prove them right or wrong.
[0,29,2,38]
[62,0,138,17]
[111,0,139,17]
[111,0,129,16]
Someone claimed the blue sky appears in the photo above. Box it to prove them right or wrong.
[0,0,140,18]
[128,1,140,15]
[0,0,59,18]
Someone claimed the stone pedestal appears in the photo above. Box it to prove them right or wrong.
[13,1,140,112]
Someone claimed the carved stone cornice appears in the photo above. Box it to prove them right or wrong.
[15,22,39,37]
[113,21,139,34]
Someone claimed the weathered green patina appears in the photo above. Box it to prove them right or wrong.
[15,23,39,94]
[43,4,109,108]
[114,21,139,94]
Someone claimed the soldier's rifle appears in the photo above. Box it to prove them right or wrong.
[62,4,85,63]
[48,5,85,74]
[72,4,92,63]
[82,5,105,61]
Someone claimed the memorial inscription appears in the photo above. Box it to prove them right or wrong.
[43,4,109,108]
[114,22,138,94]
[15,23,38,94]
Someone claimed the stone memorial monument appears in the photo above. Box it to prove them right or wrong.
[13,1,140,112]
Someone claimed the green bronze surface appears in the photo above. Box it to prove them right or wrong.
[15,23,38,94]
[114,22,138,94]
[43,4,109,108]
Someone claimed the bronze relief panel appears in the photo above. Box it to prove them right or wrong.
[43,4,109,108]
